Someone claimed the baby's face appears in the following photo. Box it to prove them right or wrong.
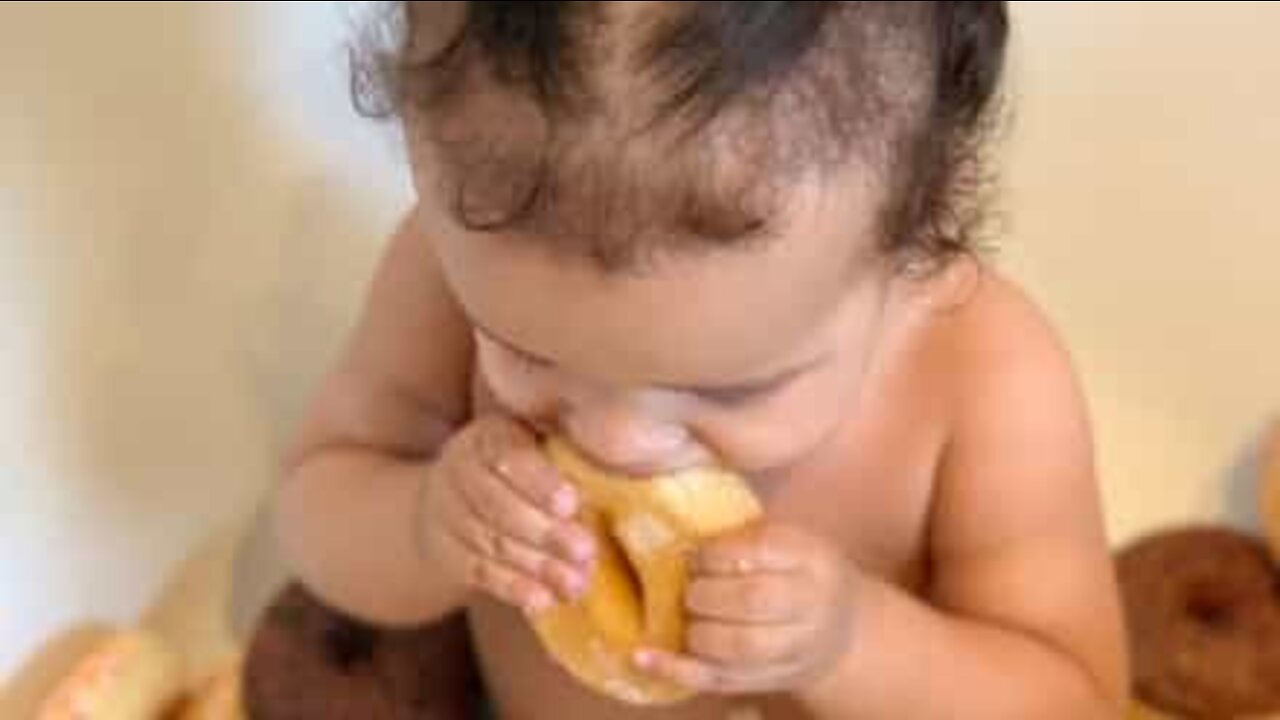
[430,170,892,477]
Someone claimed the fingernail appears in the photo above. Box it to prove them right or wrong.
[567,572,587,597]
[633,649,654,668]
[552,487,577,518]
[526,590,552,613]
[570,537,594,563]
[559,582,580,601]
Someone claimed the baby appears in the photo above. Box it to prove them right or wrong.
[276,2,1128,718]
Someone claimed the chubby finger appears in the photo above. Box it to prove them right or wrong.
[472,418,581,519]
[685,620,807,665]
[448,500,589,601]
[465,551,556,613]
[632,649,804,695]
[428,519,554,612]
[632,648,717,691]
[456,462,595,567]
[695,526,803,576]
[685,572,808,624]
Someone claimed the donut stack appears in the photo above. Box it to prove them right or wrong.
[1119,422,1280,719]
[34,628,244,720]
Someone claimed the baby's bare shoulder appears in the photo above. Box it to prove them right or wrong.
[895,263,1078,421]
[918,263,1100,549]
[911,267,1127,703]
[918,264,1072,375]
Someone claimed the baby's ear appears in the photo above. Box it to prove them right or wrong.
[934,1,1009,125]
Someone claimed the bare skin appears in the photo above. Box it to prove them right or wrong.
[276,139,1128,717]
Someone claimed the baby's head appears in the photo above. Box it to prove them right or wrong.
[358,1,1008,474]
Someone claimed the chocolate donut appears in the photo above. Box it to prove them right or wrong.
[1117,527,1280,717]
[243,584,483,719]
[1260,421,1280,563]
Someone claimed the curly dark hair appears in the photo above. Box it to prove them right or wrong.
[353,1,1008,272]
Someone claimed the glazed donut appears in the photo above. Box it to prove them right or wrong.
[36,629,184,720]
[1116,527,1280,718]
[242,584,482,719]
[529,437,763,705]
[1259,421,1280,563]
[174,659,245,720]
[1125,702,1162,720]
[1128,698,1280,719]
[1125,700,1179,719]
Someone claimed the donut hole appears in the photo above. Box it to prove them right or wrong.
[582,510,645,646]
[323,618,378,673]
[613,533,644,611]
[1183,585,1237,632]
[605,524,645,617]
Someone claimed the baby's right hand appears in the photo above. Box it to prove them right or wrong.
[418,414,596,614]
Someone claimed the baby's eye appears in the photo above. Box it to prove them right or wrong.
[696,382,778,407]
[508,346,552,370]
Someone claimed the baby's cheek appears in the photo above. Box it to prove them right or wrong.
[476,346,555,419]
[700,381,846,474]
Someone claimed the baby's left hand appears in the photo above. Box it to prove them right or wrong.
[634,523,856,695]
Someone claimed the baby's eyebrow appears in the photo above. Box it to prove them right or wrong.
[472,318,823,395]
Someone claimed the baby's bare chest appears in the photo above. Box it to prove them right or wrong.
[761,411,941,587]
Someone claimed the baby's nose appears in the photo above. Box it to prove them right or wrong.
[561,405,692,477]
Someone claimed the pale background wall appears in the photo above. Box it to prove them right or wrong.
[1003,2,1280,537]
[0,0,1277,684]
[0,1,411,682]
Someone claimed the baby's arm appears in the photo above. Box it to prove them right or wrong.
[799,277,1129,718]
[274,209,477,625]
